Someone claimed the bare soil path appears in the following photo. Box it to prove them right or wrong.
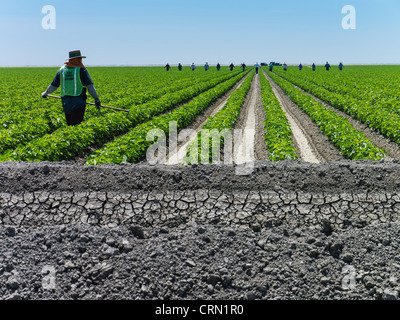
[233,72,268,164]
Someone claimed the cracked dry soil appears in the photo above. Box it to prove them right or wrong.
[1,161,400,300]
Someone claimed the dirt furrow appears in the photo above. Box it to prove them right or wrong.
[234,73,256,164]
[233,73,268,164]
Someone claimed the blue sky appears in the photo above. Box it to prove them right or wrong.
[0,0,399,66]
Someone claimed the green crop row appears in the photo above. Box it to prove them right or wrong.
[85,71,249,165]
[273,68,400,146]
[184,70,255,164]
[0,116,61,155]
[0,106,63,128]
[0,100,107,155]
[1,112,132,162]
[266,70,385,161]
[259,71,298,161]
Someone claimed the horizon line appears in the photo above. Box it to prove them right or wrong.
[1,63,400,68]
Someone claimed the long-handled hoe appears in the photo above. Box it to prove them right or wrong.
[47,95,130,118]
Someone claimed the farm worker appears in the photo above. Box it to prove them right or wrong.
[298,63,303,71]
[165,63,171,71]
[191,63,196,71]
[283,63,288,71]
[312,63,316,71]
[325,62,331,71]
[41,50,101,126]
[339,62,343,71]
[216,63,221,71]
[268,63,273,72]
[204,62,209,71]
[178,63,183,71]
[229,63,235,71]
[254,62,260,74]
[241,63,246,72]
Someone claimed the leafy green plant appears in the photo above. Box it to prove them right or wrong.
[259,71,298,161]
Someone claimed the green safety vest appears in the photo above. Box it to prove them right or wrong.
[60,66,84,97]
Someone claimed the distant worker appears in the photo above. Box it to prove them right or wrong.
[298,63,303,71]
[216,63,221,71]
[229,63,235,71]
[283,63,288,71]
[165,63,171,71]
[41,50,100,126]
[241,63,246,72]
[191,63,196,71]
[254,62,260,74]
[178,63,183,71]
[269,62,273,72]
[325,61,331,71]
[339,62,343,71]
[312,63,316,71]
[204,62,209,71]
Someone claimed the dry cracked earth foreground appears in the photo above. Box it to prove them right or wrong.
[1,161,400,301]
[2,161,400,230]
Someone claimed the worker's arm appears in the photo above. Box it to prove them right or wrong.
[87,84,100,101]
[87,85,101,110]
[42,70,60,98]
[42,85,58,98]
[81,69,101,109]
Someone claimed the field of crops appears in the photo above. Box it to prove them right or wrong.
[1,64,400,165]
[3,64,400,301]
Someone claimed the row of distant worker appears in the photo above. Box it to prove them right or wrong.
[272,62,344,71]
[164,62,344,71]
[164,62,247,71]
